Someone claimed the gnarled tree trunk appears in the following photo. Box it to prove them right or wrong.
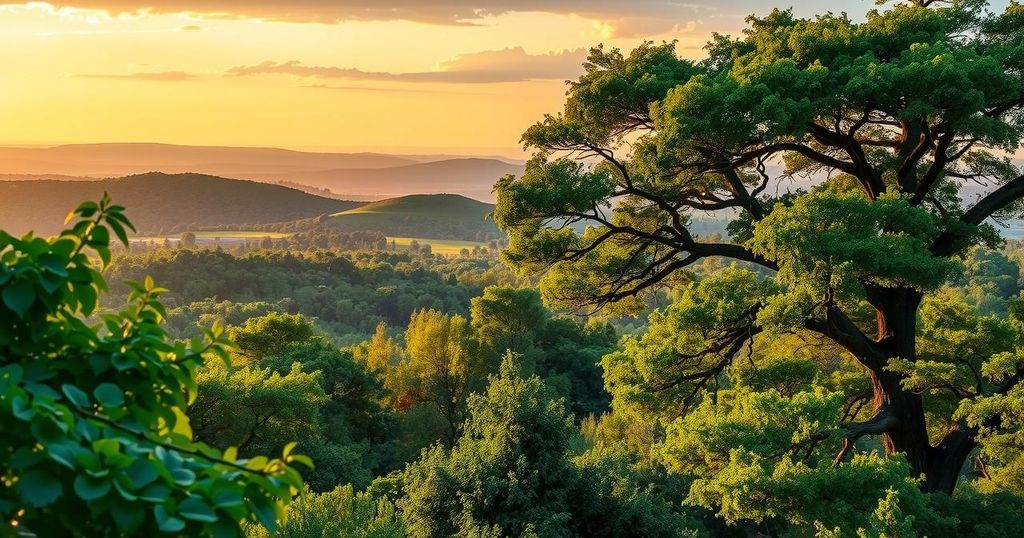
[849,286,975,494]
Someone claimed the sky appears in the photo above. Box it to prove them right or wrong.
[0,0,900,156]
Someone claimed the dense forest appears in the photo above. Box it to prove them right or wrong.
[4,1,1024,537]
[105,248,513,343]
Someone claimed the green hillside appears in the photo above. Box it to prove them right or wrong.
[0,172,361,235]
[327,193,502,241]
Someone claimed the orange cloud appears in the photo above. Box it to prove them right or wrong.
[228,47,587,84]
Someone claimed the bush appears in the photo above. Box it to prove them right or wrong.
[0,195,306,536]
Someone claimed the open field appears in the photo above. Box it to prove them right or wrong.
[189,231,292,239]
[388,236,486,256]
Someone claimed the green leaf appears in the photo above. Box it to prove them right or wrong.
[155,505,186,533]
[93,438,121,457]
[19,469,63,507]
[10,447,44,469]
[212,489,244,508]
[3,279,36,317]
[138,484,171,503]
[12,395,34,420]
[75,283,98,316]
[96,246,111,268]
[61,384,90,408]
[108,220,130,247]
[74,474,112,501]
[251,496,278,534]
[38,253,69,277]
[288,454,314,469]
[74,201,99,218]
[178,496,218,523]
[111,500,146,532]
[30,415,64,444]
[0,364,23,387]
[93,383,124,408]
[88,225,110,248]
[127,459,159,488]
[46,442,78,469]
[171,467,196,486]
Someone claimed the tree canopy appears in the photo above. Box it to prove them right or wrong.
[494,0,1024,498]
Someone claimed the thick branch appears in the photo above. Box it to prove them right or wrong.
[833,407,900,464]
[805,304,886,372]
[960,174,1024,226]
[931,174,1024,256]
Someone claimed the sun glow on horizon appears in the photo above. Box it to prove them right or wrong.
[0,1,882,154]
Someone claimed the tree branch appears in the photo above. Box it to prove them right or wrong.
[931,174,1024,256]
[833,407,900,464]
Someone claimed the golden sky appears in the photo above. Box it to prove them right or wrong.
[0,1,881,156]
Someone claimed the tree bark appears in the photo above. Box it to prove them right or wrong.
[852,286,973,495]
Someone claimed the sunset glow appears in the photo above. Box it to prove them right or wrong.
[0,0,883,155]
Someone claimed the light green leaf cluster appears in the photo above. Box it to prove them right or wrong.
[0,195,305,536]
[657,387,844,476]
[245,484,405,538]
[493,155,615,271]
[752,189,960,297]
[856,488,917,538]
[602,266,775,415]
[687,452,924,535]
[956,383,1024,494]
[192,361,327,457]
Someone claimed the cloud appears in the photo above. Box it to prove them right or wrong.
[228,47,587,84]
[74,71,196,81]
[301,83,488,95]
[33,1,711,36]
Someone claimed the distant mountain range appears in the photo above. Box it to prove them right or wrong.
[0,143,524,201]
[0,172,501,241]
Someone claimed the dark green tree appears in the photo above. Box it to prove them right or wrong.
[471,286,615,416]
[400,356,691,537]
[493,1,1024,495]
[228,312,315,364]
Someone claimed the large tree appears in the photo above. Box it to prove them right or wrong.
[493,0,1024,495]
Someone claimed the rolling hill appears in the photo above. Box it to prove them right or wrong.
[327,194,501,241]
[0,172,361,235]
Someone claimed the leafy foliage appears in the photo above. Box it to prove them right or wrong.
[0,195,305,536]
[400,356,693,537]
[493,0,1024,508]
[107,248,513,342]
[471,286,616,416]
[245,485,405,538]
